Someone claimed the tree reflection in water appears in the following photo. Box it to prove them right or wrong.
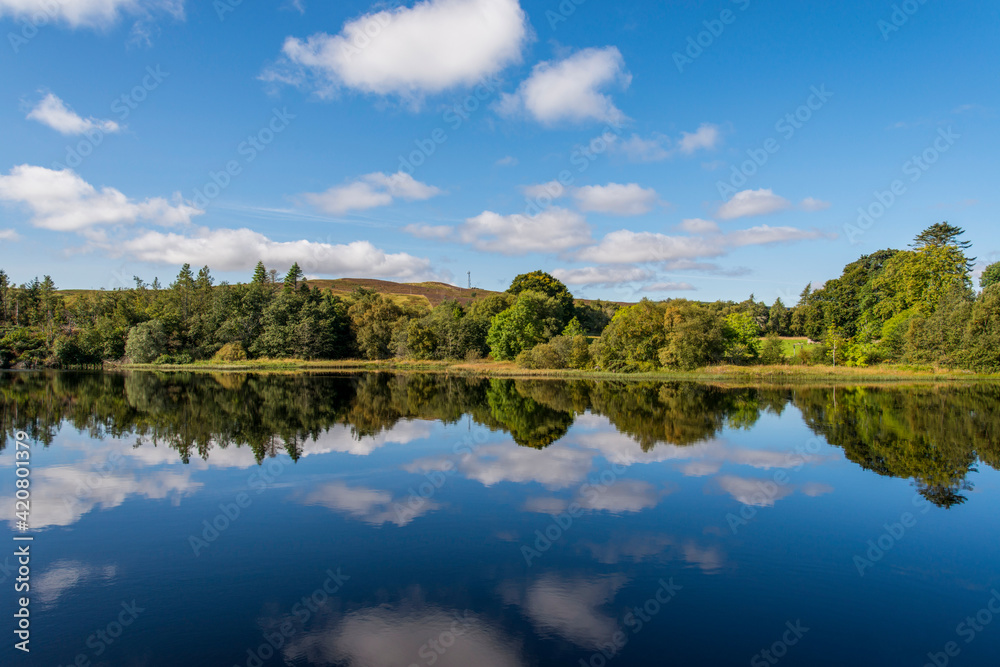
[2,371,997,507]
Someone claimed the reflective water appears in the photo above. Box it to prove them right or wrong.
[1,372,999,666]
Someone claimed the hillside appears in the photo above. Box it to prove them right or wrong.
[57,278,626,311]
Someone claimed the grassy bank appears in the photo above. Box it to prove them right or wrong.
[111,358,1000,384]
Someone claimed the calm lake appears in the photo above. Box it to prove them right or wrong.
[2,371,999,666]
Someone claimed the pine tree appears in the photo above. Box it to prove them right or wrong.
[911,222,975,271]
[252,261,268,285]
[283,263,304,292]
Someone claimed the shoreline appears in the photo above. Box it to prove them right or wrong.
[100,359,1000,384]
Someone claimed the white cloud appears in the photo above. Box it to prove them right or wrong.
[26,93,120,135]
[800,197,831,211]
[576,221,826,268]
[800,482,835,497]
[574,479,660,513]
[0,228,21,241]
[500,574,627,650]
[681,542,725,573]
[0,465,199,530]
[0,0,184,29]
[0,165,200,232]
[403,223,454,240]
[408,442,594,489]
[304,171,441,215]
[716,188,792,220]
[716,475,795,507]
[640,282,697,292]
[726,224,827,247]
[34,561,116,608]
[497,46,630,125]
[552,266,653,287]
[120,227,436,280]
[267,0,527,100]
[573,183,658,216]
[301,421,434,457]
[611,125,721,162]
[522,180,567,200]
[460,207,591,255]
[301,482,439,526]
[613,133,671,162]
[495,155,518,166]
[677,123,721,154]
[677,218,719,234]
[577,230,723,264]
[283,604,522,667]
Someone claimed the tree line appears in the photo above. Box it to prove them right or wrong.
[1,222,998,372]
[2,371,996,507]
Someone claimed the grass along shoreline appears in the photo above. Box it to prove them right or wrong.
[109,358,1000,384]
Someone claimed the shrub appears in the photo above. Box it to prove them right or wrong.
[213,341,248,362]
[760,334,785,365]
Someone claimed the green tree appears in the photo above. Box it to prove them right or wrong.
[486,291,561,361]
[562,316,585,337]
[767,298,789,335]
[348,289,405,359]
[760,333,785,365]
[659,301,727,370]
[723,312,761,363]
[911,222,975,271]
[283,263,304,292]
[252,261,268,285]
[506,271,574,326]
[592,300,667,372]
[125,321,167,363]
[980,262,1000,291]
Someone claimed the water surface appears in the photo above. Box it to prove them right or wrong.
[1,372,999,666]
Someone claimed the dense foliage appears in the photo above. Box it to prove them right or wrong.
[2,371,996,507]
[2,224,999,372]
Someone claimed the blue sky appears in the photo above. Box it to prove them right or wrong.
[0,0,997,304]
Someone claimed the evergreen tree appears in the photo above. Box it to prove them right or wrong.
[283,263,304,292]
[252,261,268,285]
